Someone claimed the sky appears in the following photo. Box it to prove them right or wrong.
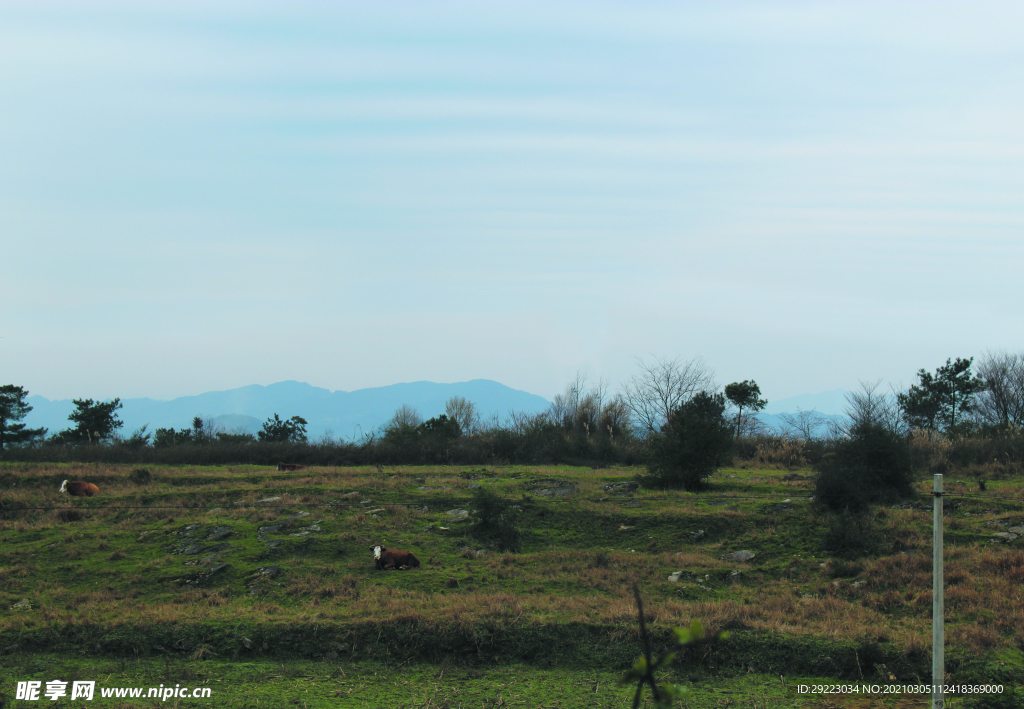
[3,1,1023,404]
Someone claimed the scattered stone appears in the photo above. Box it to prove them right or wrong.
[667,571,699,582]
[207,543,231,553]
[259,525,281,534]
[412,478,425,484]
[289,530,310,537]
[137,531,152,541]
[602,482,639,493]
[720,550,756,562]
[761,503,795,514]
[468,484,482,490]
[852,580,866,586]
[257,566,280,578]
[531,485,577,498]
[1009,527,1024,535]
[258,497,282,503]
[264,540,282,548]
[992,532,1019,542]
[618,524,634,531]
[419,486,451,492]
[181,544,205,556]
[446,509,470,517]
[242,637,254,649]
[11,599,31,611]
[423,525,436,532]
[206,526,233,541]
[207,508,224,514]
[690,529,706,541]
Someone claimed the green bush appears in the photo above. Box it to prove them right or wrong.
[822,510,883,559]
[128,467,151,484]
[813,422,914,512]
[642,392,733,490]
[468,487,522,552]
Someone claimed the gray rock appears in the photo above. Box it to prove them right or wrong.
[419,486,451,492]
[721,550,756,562]
[206,526,233,541]
[531,485,577,497]
[258,525,281,534]
[258,497,282,503]
[667,571,698,582]
[446,509,470,517]
[690,529,706,541]
[602,482,639,492]
[181,544,205,556]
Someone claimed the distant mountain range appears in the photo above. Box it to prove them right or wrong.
[23,380,552,441]
[22,382,854,441]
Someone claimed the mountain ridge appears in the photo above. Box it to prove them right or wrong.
[23,379,552,441]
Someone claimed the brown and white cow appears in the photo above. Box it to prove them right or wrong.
[59,480,99,497]
[371,544,421,570]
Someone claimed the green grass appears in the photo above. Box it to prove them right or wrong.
[1,461,1023,708]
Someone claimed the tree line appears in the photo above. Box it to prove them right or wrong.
[3,351,1024,480]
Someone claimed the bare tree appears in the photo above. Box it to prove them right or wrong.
[975,350,1024,427]
[384,404,422,436]
[778,409,828,441]
[445,396,481,435]
[844,380,905,435]
[620,355,716,435]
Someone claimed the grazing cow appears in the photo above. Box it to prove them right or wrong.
[277,463,303,471]
[59,480,99,497]
[371,544,421,570]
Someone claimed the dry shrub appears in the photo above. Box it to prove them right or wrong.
[755,438,807,468]
[948,623,1001,651]
[56,509,84,523]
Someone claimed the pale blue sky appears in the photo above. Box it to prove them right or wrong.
[3,1,1022,403]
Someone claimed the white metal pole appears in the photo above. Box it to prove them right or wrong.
[933,473,944,709]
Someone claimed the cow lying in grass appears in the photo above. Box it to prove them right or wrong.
[371,544,421,570]
[277,463,303,471]
[59,480,99,497]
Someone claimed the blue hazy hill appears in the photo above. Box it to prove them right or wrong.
[24,379,552,441]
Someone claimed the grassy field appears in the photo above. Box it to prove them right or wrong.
[1,461,1022,707]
